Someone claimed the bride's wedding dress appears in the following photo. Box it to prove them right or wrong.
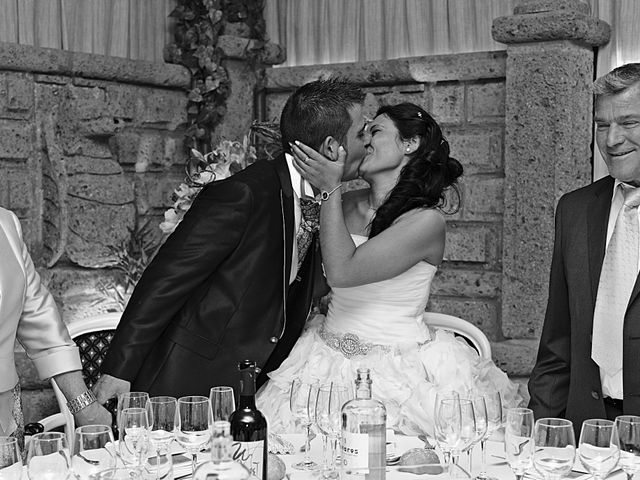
[257,235,522,435]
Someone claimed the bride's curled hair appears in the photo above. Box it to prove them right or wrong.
[369,103,463,238]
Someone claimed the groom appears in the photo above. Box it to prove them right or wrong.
[94,78,367,401]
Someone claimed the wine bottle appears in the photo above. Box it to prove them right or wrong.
[229,360,268,480]
[193,420,251,480]
[341,368,386,480]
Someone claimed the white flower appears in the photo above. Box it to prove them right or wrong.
[159,135,254,235]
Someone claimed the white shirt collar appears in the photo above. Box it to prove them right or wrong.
[285,153,315,199]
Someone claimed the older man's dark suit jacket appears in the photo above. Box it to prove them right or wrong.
[529,175,640,431]
[101,155,320,397]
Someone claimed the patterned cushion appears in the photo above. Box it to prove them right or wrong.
[74,330,115,389]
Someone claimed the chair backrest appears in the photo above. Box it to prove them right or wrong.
[423,312,492,360]
[51,312,121,441]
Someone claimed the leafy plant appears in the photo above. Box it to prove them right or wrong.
[165,0,267,154]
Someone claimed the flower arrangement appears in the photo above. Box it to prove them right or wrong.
[159,135,257,234]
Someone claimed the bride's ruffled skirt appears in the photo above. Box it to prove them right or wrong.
[256,314,523,436]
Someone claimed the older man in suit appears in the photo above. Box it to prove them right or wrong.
[93,78,368,401]
[529,63,640,428]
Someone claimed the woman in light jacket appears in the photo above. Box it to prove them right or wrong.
[0,207,110,447]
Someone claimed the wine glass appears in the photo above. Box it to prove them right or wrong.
[467,395,488,476]
[119,407,149,468]
[478,390,503,480]
[146,396,178,479]
[27,431,70,480]
[117,392,150,439]
[71,424,117,479]
[533,418,576,480]
[614,415,640,480]
[315,382,352,479]
[434,391,461,467]
[504,407,534,480]
[210,386,235,422]
[578,419,620,480]
[289,379,319,470]
[176,395,212,477]
[457,399,477,459]
[0,436,22,480]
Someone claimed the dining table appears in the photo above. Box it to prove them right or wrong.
[15,431,627,480]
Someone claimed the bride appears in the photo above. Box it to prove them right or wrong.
[256,102,521,435]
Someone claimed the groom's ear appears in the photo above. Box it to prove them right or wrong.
[319,136,340,161]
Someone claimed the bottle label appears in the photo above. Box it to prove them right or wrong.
[342,432,369,477]
[232,440,264,479]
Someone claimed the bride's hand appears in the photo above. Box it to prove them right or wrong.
[291,141,345,193]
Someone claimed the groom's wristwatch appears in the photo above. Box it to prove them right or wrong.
[66,390,98,414]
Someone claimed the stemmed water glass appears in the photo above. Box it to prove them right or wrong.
[457,399,477,465]
[117,391,150,439]
[467,395,488,476]
[146,396,179,479]
[176,395,212,478]
[0,436,22,480]
[315,382,352,479]
[290,379,319,470]
[614,415,640,480]
[71,424,117,479]
[504,407,534,480]
[27,431,71,479]
[478,390,503,480]
[578,419,620,480]
[119,406,150,469]
[533,418,576,480]
[210,386,235,422]
[434,392,462,469]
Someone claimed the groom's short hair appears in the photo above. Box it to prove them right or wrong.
[280,78,365,153]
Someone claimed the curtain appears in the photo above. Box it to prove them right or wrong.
[0,0,175,62]
[589,0,640,180]
[264,0,516,66]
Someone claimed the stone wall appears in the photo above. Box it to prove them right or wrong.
[0,41,191,422]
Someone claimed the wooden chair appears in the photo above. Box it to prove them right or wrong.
[423,312,492,359]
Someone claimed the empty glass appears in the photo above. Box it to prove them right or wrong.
[117,392,150,439]
[478,390,503,480]
[533,418,576,480]
[120,407,150,468]
[0,436,22,480]
[210,386,235,422]
[146,396,178,479]
[467,396,488,476]
[578,419,620,480]
[315,382,351,478]
[504,407,534,480]
[27,431,70,480]
[71,424,116,479]
[614,415,640,480]
[434,391,461,467]
[176,395,212,477]
[289,379,319,471]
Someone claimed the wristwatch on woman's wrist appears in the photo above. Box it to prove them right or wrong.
[66,390,97,415]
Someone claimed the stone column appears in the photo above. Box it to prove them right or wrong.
[215,35,285,143]
[492,1,609,349]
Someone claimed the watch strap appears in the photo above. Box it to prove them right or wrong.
[66,390,97,415]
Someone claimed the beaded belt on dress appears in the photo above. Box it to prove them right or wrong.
[318,325,392,358]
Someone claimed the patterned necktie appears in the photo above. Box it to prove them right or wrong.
[592,185,640,376]
[296,197,320,271]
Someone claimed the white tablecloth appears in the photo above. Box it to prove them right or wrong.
[15,432,628,480]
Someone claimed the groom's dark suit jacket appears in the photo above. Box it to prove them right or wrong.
[101,155,319,397]
[529,175,640,429]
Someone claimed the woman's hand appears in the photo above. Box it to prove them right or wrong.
[291,141,345,193]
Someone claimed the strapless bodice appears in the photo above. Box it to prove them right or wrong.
[324,234,437,344]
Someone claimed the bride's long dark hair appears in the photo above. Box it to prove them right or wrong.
[369,103,463,238]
